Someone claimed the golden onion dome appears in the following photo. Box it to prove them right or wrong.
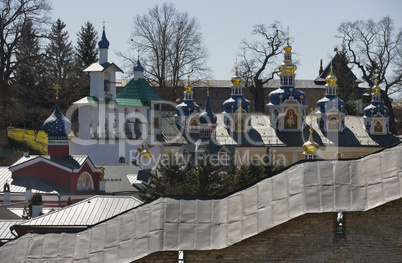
[231,66,242,86]
[185,74,193,92]
[141,140,153,159]
[325,65,337,86]
[279,61,297,75]
[284,37,292,53]
[372,72,381,94]
[303,126,319,155]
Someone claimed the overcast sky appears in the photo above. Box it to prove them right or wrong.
[52,0,402,84]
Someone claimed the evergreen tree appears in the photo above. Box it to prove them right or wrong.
[45,19,74,109]
[75,22,98,68]
[13,19,48,129]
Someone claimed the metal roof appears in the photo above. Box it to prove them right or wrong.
[0,168,72,195]
[116,78,164,106]
[0,142,400,262]
[9,155,90,171]
[160,114,400,147]
[14,196,142,228]
[0,220,22,241]
[103,165,142,194]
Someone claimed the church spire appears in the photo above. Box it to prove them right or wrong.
[98,22,109,64]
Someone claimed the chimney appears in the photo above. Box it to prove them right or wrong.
[25,181,32,202]
[3,182,10,205]
[319,59,323,75]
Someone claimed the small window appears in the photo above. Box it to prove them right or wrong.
[288,77,293,85]
[283,76,288,86]
[204,129,210,137]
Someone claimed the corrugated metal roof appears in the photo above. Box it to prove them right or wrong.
[0,220,22,240]
[16,196,142,227]
[0,142,400,262]
[9,155,90,171]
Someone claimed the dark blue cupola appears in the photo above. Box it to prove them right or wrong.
[98,26,110,49]
[200,83,217,124]
[267,31,307,132]
[175,74,201,131]
[43,85,72,158]
[43,86,71,139]
[223,66,251,114]
[363,70,389,135]
[316,62,347,132]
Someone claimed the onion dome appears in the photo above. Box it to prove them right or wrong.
[141,140,153,159]
[303,125,319,155]
[134,59,144,72]
[364,74,389,118]
[223,96,251,113]
[184,74,193,92]
[268,87,306,105]
[231,66,242,86]
[316,64,346,114]
[43,102,72,139]
[200,84,217,124]
[278,37,297,76]
[98,25,110,49]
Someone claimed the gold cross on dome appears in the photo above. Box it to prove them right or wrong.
[137,47,140,60]
[53,84,61,100]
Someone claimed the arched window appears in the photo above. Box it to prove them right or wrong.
[77,172,94,191]
[288,76,293,85]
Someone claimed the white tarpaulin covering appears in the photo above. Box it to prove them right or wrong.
[0,142,401,262]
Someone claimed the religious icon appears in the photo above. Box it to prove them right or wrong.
[374,121,383,133]
[328,116,339,130]
[235,116,246,131]
[77,172,93,191]
[284,109,297,129]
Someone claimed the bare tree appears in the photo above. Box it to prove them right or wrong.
[127,2,209,96]
[238,22,287,113]
[0,0,51,147]
[337,16,402,133]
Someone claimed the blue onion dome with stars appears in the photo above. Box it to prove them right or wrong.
[268,34,306,106]
[200,83,217,124]
[363,76,389,118]
[316,65,346,114]
[175,74,201,116]
[223,66,251,113]
[98,25,110,49]
[43,86,71,139]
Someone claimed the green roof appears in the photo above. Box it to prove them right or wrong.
[100,62,123,73]
[116,78,164,106]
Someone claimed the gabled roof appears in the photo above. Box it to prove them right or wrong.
[0,168,73,195]
[12,196,142,233]
[83,62,123,73]
[116,78,164,106]
[0,142,400,262]
[314,53,362,85]
[9,155,96,173]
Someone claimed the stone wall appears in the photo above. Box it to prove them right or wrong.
[135,198,402,262]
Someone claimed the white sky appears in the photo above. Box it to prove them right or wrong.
[51,0,402,82]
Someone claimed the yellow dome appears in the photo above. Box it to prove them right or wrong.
[284,37,292,53]
[279,61,297,75]
[185,74,193,92]
[326,65,337,86]
[372,73,381,94]
[231,67,242,86]
[303,126,319,155]
[141,140,153,159]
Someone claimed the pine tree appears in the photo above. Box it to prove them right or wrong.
[45,19,74,109]
[75,22,98,68]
